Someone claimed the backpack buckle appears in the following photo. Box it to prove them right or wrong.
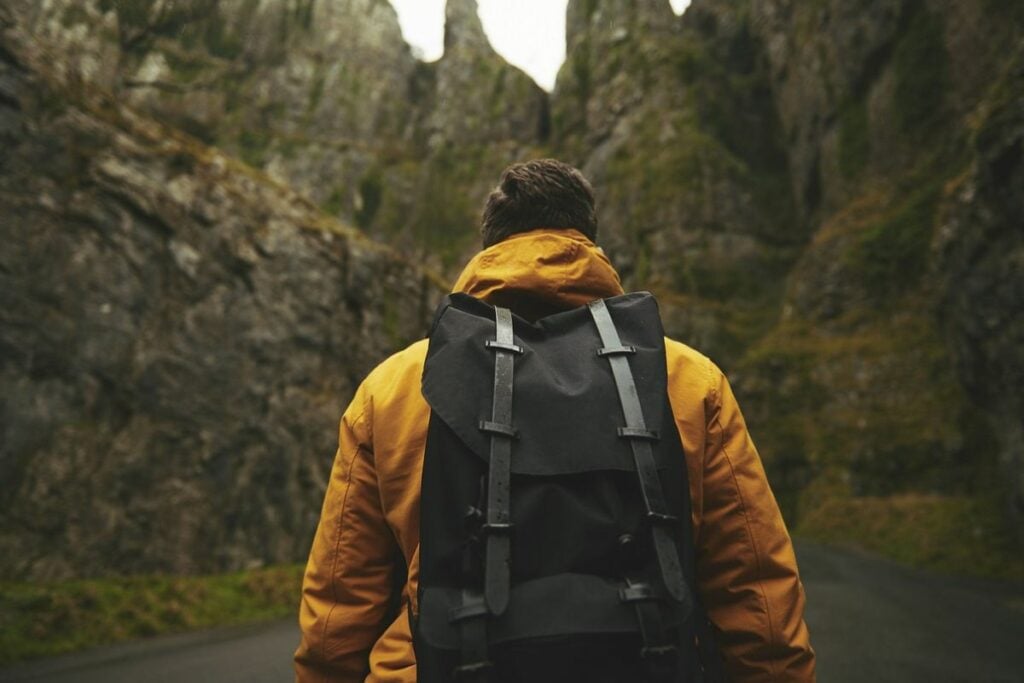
[640,644,678,659]
[485,339,524,354]
[619,582,659,603]
[453,660,493,680]
[478,421,519,439]
[645,511,679,526]
[597,344,637,357]
[480,522,514,535]
[616,427,660,441]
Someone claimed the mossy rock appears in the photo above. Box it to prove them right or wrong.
[738,312,974,508]
[891,5,949,138]
[843,180,941,300]
[838,96,870,179]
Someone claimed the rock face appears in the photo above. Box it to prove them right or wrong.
[553,0,1024,539]
[380,0,549,270]
[9,0,549,272]
[554,0,799,363]
[0,10,440,579]
[737,0,1024,532]
[2,0,1022,579]
[937,44,1024,539]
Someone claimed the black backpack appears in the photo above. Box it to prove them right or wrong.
[414,292,722,683]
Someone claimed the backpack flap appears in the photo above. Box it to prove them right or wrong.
[421,292,670,476]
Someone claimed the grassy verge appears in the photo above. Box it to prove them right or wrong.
[0,565,303,664]
[796,493,1024,581]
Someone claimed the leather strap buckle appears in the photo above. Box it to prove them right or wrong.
[640,644,678,659]
[619,582,659,603]
[453,660,493,680]
[448,599,489,623]
[646,511,679,526]
[597,344,637,357]
[485,339,524,354]
[478,420,518,438]
[617,427,660,441]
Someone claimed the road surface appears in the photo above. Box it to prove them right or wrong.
[2,542,1022,682]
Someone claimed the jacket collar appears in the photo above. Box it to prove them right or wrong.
[452,229,624,317]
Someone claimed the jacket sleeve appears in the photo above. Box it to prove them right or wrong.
[294,381,397,683]
[696,360,815,682]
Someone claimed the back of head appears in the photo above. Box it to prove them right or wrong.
[481,159,598,248]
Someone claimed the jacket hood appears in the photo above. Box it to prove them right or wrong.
[452,229,624,318]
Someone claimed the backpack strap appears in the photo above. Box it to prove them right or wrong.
[588,299,687,602]
[449,306,519,680]
[480,306,520,615]
[449,485,492,681]
[450,588,490,680]
[620,575,679,683]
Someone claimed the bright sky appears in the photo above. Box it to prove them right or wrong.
[388,0,692,91]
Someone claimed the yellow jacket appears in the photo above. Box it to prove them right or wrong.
[295,229,815,682]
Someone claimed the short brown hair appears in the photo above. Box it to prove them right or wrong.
[480,159,598,248]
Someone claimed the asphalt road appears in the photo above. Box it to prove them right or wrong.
[2,541,1022,682]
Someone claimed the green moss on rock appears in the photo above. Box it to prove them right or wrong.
[356,169,383,230]
[60,5,92,28]
[740,312,972,509]
[405,146,493,268]
[845,181,941,299]
[322,187,345,217]
[838,97,870,179]
[892,6,949,137]
[201,10,244,60]
[163,49,214,83]
[307,69,326,115]
[236,128,272,167]
[98,0,156,36]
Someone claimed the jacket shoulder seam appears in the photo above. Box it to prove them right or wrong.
[321,399,370,669]
[706,355,718,406]
[710,409,780,677]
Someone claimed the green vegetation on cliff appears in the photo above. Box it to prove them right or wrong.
[892,5,949,137]
[846,181,942,299]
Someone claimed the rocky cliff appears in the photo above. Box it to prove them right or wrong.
[0,5,441,579]
[739,0,1023,549]
[554,0,799,365]
[9,0,547,270]
[2,0,1021,580]
[545,0,1023,563]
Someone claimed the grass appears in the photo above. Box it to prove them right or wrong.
[0,565,303,664]
[797,492,1024,581]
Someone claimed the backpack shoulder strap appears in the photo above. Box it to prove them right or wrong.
[480,306,520,615]
[588,298,687,603]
